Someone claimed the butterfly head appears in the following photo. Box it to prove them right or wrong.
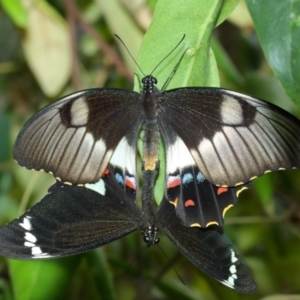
[141,76,157,94]
[143,225,160,247]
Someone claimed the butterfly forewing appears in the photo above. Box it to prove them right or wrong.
[0,179,144,259]
[156,198,256,294]
[159,88,300,186]
[13,89,142,185]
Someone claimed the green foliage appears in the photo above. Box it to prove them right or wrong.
[246,0,300,105]
[0,0,300,299]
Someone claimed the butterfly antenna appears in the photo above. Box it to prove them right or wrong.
[128,245,148,268]
[161,47,189,91]
[156,244,186,285]
[150,34,186,76]
[114,34,146,77]
[134,72,142,90]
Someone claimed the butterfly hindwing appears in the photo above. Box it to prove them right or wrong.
[109,136,138,199]
[13,89,143,185]
[0,178,144,259]
[159,88,300,186]
[167,165,252,227]
[163,128,252,227]
[156,198,256,294]
[0,165,256,293]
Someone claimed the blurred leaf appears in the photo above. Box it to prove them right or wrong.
[85,250,116,300]
[216,0,239,26]
[261,295,300,300]
[0,112,10,162]
[211,36,244,87]
[0,0,28,28]
[21,0,72,96]
[246,0,300,105]
[95,0,144,72]
[253,174,274,206]
[8,256,82,300]
[227,1,253,28]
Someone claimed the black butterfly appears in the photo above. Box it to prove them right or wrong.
[12,71,300,227]
[0,166,256,294]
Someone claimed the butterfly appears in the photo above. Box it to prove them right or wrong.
[0,165,256,294]
[12,69,300,227]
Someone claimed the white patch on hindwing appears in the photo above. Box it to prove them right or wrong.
[19,216,52,258]
[25,232,37,243]
[19,216,32,231]
[221,249,239,289]
[110,137,136,176]
[70,96,89,126]
[86,178,106,195]
[166,137,196,174]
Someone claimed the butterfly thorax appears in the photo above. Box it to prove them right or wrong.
[142,225,160,247]
[141,75,157,94]
[142,75,160,118]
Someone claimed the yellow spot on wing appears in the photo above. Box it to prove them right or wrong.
[236,187,248,197]
[191,223,201,228]
[206,221,219,227]
[222,204,234,218]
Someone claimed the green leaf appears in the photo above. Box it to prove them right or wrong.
[8,256,82,300]
[135,0,224,90]
[0,0,28,28]
[246,0,300,105]
[216,0,240,25]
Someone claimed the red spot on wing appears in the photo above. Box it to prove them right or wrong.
[102,168,110,177]
[125,178,136,190]
[167,177,180,188]
[185,199,195,207]
[217,187,228,195]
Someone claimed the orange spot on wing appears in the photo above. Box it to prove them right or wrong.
[185,199,195,207]
[102,168,110,177]
[217,187,228,195]
[125,178,136,190]
[167,178,180,188]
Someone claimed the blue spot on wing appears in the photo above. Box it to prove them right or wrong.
[115,173,124,186]
[182,173,193,184]
[196,172,205,183]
